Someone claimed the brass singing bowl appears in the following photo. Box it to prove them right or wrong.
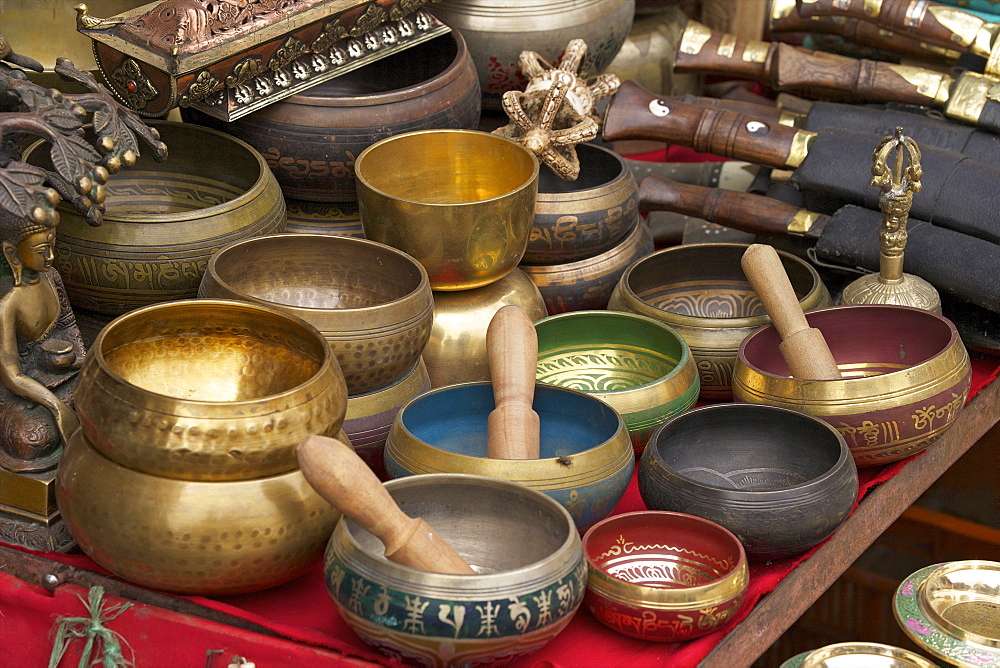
[56,429,339,596]
[582,511,749,642]
[74,299,348,481]
[525,143,638,265]
[325,473,586,665]
[734,305,972,468]
[608,243,832,400]
[356,129,539,291]
[199,234,433,395]
[384,382,635,531]
[782,643,939,668]
[422,267,548,388]
[534,310,699,454]
[24,121,285,315]
[282,199,365,238]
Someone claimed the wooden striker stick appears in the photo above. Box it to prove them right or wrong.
[486,305,542,459]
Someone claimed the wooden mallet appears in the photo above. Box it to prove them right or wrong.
[486,304,542,460]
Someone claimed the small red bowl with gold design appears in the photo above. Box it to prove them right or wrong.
[582,510,749,642]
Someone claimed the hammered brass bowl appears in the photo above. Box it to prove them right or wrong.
[523,217,654,314]
[74,299,348,481]
[534,310,699,453]
[384,382,635,531]
[525,143,638,265]
[734,305,972,468]
[422,267,548,388]
[582,511,749,642]
[199,234,433,395]
[56,429,339,596]
[355,129,539,290]
[608,243,832,400]
[639,403,859,561]
[24,121,285,315]
[325,473,586,665]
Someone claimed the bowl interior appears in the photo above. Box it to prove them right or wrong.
[347,476,572,574]
[210,236,423,310]
[918,561,1000,646]
[98,302,325,402]
[650,404,844,492]
[742,306,954,378]
[535,312,686,392]
[399,383,620,457]
[585,512,742,589]
[627,245,815,319]
[537,144,625,194]
[357,131,536,205]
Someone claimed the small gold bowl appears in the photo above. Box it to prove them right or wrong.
[356,129,539,291]
[199,233,433,395]
[74,299,348,481]
[781,642,939,668]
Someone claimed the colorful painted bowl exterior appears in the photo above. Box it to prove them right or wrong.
[283,199,365,237]
[324,473,587,666]
[534,310,699,454]
[639,403,859,561]
[525,143,638,265]
[608,243,831,400]
[523,217,655,315]
[582,511,749,642]
[384,382,634,531]
[734,305,972,468]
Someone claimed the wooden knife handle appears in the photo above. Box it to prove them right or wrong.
[771,42,954,106]
[603,80,814,169]
[674,20,775,81]
[676,94,782,122]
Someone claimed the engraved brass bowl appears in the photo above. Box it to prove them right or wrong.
[355,129,539,291]
[524,143,638,265]
[56,429,339,596]
[534,310,699,454]
[422,267,548,388]
[894,560,1000,667]
[324,473,586,665]
[582,510,749,642]
[24,121,285,315]
[608,243,832,400]
[523,217,654,315]
[74,299,347,481]
[638,403,859,561]
[733,305,972,468]
[383,382,635,531]
[199,233,433,395]
[282,199,365,238]
[781,642,939,668]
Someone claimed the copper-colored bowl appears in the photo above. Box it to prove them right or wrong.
[356,129,539,291]
[74,299,347,481]
[200,234,433,395]
[608,243,832,400]
[583,511,749,642]
[56,429,339,596]
[734,305,972,468]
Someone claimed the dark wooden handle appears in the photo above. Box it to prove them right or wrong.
[674,20,775,81]
[603,80,811,169]
[676,94,782,122]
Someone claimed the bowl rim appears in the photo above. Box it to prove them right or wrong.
[614,242,827,329]
[644,403,856,498]
[354,129,540,207]
[534,142,632,201]
[520,216,648,277]
[203,233,432,315]
[87,298,343,408]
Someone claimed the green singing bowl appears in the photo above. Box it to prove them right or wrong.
[356,129,539,291]
[534,310,700,454]
[74,299,348,481]
[199,234,433,395]
[608,243,831,400]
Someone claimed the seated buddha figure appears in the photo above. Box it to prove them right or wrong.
[0,213,86,473]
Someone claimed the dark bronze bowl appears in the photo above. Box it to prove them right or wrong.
[639,403,859,561]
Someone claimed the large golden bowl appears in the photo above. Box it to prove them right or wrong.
[56,430,339,596]
[24,121,286,315]
[74,299,348,481]
[422,267,548,388]
[733,305,972,468]
[355,129,539,291]
[199,234,433,395]
[608,243,831,400]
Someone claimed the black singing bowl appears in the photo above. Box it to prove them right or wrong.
[638,403,859,561]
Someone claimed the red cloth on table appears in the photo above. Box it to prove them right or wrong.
[4,352,999,668]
